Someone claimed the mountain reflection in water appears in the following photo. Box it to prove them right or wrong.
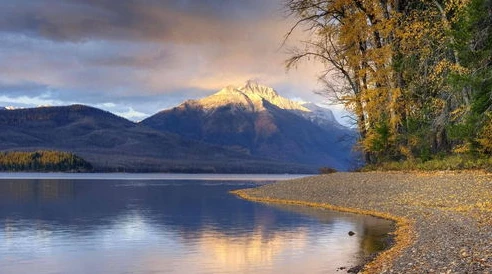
[0,178,393,274]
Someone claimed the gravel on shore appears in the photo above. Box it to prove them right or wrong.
[232,171,492,274]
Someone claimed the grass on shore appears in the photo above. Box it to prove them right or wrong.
[361,155,492,172]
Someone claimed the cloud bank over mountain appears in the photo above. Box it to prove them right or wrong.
[0,0,334,122]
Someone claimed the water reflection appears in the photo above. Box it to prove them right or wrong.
[0,179,393,274]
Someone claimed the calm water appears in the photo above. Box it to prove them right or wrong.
[0,175,393,274]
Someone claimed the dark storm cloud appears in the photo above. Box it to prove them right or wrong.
[0,0,280,42]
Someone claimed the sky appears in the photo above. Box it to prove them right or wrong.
[0,0,347,122]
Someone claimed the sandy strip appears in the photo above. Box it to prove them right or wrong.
[232,172,492,273]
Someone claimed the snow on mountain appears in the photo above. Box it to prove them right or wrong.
[1,106,48,110]
[191,81,344,129]
[297,102,347,128]
[142,82,357,171]
[301,102,336,121]
[237,81,310,111]
[193,81,310,112]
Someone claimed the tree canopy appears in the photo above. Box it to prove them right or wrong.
[0,150,93,172]
[285,0,492,163]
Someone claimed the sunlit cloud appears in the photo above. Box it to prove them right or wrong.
[0,0,346,123]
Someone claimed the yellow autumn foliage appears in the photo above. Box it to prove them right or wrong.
[285,0,490,163]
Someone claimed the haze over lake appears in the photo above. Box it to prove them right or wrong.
[0,174,393,274]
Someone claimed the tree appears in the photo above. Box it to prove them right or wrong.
[447,0,492,154]
[284,0,490,163]
[0,151,93,172]
[284,0,410,162]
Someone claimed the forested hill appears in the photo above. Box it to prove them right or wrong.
[0,151,93,172]
[0,105,322,173]
[285,0,491,165]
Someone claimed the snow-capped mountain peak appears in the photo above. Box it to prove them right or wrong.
[142,82,356,171]
[174,82,344,128]
[195,82,310,112]
[238,81,279,99]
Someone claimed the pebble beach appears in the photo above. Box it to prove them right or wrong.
[233,172,492,273]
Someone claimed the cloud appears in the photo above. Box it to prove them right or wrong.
[0,94,65,107]
[0,0,282,43]
[112,107,149,121]
[0,0,343,123]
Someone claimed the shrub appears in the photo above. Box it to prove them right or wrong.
[319,167,338,174]
[361,154,491,172]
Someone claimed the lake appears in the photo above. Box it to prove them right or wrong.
[0,174,393,274]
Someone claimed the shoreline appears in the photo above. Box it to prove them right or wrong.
[232,189,414,273]
[0,172,309,181]
[232,171,492,273]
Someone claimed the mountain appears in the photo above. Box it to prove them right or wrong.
[299,102,346,129]
[0,104,314,173]
[141,82,358,171]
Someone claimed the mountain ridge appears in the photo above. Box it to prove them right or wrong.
[161,82,341,126]
[0,83,358,172]
[142,83,358,171]
[0,104,317,173]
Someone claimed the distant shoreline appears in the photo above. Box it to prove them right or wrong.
[0,172,310,181]
[233,171,492,273]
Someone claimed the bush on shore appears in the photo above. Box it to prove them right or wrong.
[361,155,492,172]
[319,167,338,174]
